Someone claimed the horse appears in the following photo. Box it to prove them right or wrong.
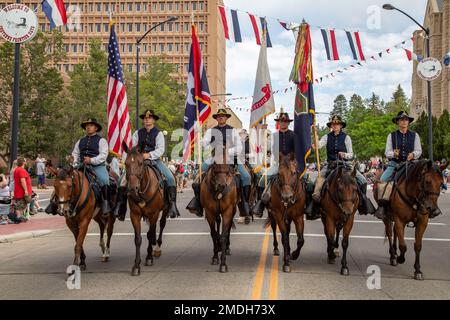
[123,146,168,276]
[375,160,443,280]
[201,151,239,273]
[265,153,306,273]
[54,165,117,270]
[319,163,360,276]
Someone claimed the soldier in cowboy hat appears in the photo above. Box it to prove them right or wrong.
[186,108,252,218]
[120,109,180,219]
[305,114,375,219]
[374,111,422,219]
[251,112,297,217]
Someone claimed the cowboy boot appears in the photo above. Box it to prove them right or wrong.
[167,186,180,219]
[305,200,321,220]
[186,182,203,217]
[358,182,376,215]
[101,185,112,216]
[114,186,128,221]
[374,204,386,220]
[312,175,325,202]
[44,194,58,215]
[250,187,265,218]
[241,186,251,217]
[252,182,272,218]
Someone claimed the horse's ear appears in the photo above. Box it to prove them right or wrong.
[122,142,129,154]
[289,153,296,163]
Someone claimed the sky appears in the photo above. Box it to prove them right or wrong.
[221,0,428,129]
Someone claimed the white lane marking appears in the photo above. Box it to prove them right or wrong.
[85,232,450,242]
[123,217,447,226]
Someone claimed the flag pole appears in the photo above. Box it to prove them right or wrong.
[263,118,268,188]
[312,114,321,177]
[191,13,202,182]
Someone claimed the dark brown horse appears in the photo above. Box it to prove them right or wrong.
[319,164,359,276]
[54,166,117,270]
[124,146,168,276]
[375,160,443,280]
[265,153,306,273]
[201,153,239,273]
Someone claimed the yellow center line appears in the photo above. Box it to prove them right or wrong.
[268,228,279,300]
[251,226,270,300]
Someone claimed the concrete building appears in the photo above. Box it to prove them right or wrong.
[411,0,450,118]
[0,0,235,127]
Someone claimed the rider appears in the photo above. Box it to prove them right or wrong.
[251,112,296,217]
[374,111,422,220]
[305,115,375,220]
[186,108,252,217]
[129,109,180,219]
[72,118,111,215]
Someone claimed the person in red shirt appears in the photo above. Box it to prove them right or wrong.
[13,157,32,219]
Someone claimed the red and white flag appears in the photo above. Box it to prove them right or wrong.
[321,29,340,61]
[107,21,132,155]
[346,31,365,61]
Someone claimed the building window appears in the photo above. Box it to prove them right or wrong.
[128,65,132,72]
[89,24,93,33]
[104,3,109,12]
[120,3,125,12]
[128,23,133,32]
[72,44,77,53]
[96,3,101,12]
[185,3,189,11]
[192,2,197,11]
[185,23,189,32]
[152,44,157,53]
[136,3,141,11]
[41,24,46,32]
[144,3,148,11]
[160,3,165,11]
[135,23,141,32]
[104,24,109,32]
[168,23,173,32]
[128,3,133,11]
[80,44,84,53]
[168,43,173,53]
[175,64,179,72]
[185,64,189,73]
[65,44,69,52]
[175,23,179,32]
[176,43,179,52]
[121,44,125,53]
[64,64,69,73]
[200,2,204,11]
[121,23,125,33]
[144,64,148,72]
[160,44,165,53]
[200,22,204,32]
[160,24,165,32]
[168,3,173,11]
[144,24,148,32]
[89,3,93,12]
[143,44,148,53]
[128,44,133,53]
[176,3,180,11]
[152,3,157,12]
[96,24,101,32]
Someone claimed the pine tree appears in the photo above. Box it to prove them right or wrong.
[331,94,348,119]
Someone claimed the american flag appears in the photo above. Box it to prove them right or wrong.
[183,25,212,161]
[107,21,131,155]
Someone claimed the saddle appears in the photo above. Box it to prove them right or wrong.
[79,166,118,206]
[144,160,166,190]
[377,162,411,202]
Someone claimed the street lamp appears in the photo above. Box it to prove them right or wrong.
[163,130,168,159]
[136,16,178,130]
[383,4,434,161]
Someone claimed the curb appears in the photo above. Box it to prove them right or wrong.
[0,230,53,243]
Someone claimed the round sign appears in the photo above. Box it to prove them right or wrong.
[417,57,442,81]
[0,4,38,44]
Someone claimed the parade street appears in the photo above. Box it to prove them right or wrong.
[0,187,449,300]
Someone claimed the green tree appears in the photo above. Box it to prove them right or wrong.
[347,94,367,123]
[331,94,348,119]
[434,110,450,161]
[385,84,409,114]
[365,92,383,116]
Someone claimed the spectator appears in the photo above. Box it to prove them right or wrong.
[107,152,121,177]
[13,157,33,222]
[0,174,11,225]
[176,162,185,193]
[36,155,47,189]
[168,161,177,175]
[9,159,18,198]
[442,164,449,193]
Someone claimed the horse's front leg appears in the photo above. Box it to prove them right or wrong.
[334,224,342,257]
[325,216,336,264]
[103,215,115,262]
[206,212,220,265]
[219,208,234,273]
[145,213,158,267]
[275,212,291,273]
[75,218,90,271]
[383,216,397,266]
[413,216,429,281]
[394,219,407,265]
[270,211,280,256]
[340,214,355,276]
[130,210,142,276]
[155,211,167,258]
[290,211,305,261]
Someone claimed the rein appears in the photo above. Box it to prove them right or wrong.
[127,163,162,206]
[56,167,93,216]
[326,167,358,213]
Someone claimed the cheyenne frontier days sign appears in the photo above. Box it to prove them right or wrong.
[0,3,38,44]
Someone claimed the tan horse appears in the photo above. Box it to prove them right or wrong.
[54,166,117,270]
[124,146,168,276]
[375,160,443,280]
[265,153,306,273]
[201,153,239,273]
[319,164,359,276]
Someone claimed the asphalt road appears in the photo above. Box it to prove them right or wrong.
[1,187,449,300]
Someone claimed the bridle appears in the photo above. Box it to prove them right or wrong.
[275,161,302,209]
[126,156,160,206]
[55,168,92,216]
[208,164,235,200]
[328,167,359,214]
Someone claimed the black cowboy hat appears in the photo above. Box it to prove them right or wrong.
[327,115,347,128]
[139,109,160,121]
[275,112,293,123]
[81,118,102,132]
[392,111,414,124]
[213,108,232,119]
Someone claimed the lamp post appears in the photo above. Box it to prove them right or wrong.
[383,4,434,161]
[163,130,168,160]
[136,16,178,130]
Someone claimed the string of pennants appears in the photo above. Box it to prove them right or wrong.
[212,36,417,104]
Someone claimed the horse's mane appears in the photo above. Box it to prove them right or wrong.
[128,146,142,157]
[329,166,355,187]
[404,160,441,182]
[57,166,71,180]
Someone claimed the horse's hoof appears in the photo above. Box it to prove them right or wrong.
[390,258,398,266]
[414,272,424,281]
[397,256,406,264]
[273,248,280,256]
[244,217,251,225]
[211,258,219,265]
[219,265,228,273]
[328,258,336,265]
[341,267,350,276]
[225,249,231,256]
[145,259,154,266]
[79,264,86,271]
[153,250,162,258]
[334,248,340,257]
[131,267,141,276]
[291,251,300,261]
[101,257,109,263]
[283,265,291,273]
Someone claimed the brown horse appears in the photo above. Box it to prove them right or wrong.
[124,146,168,276]
[265,153,306,273]
[375,160,443,280]
[319,164,359,276]
[201,153,239,273]
[54,166,117,270]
